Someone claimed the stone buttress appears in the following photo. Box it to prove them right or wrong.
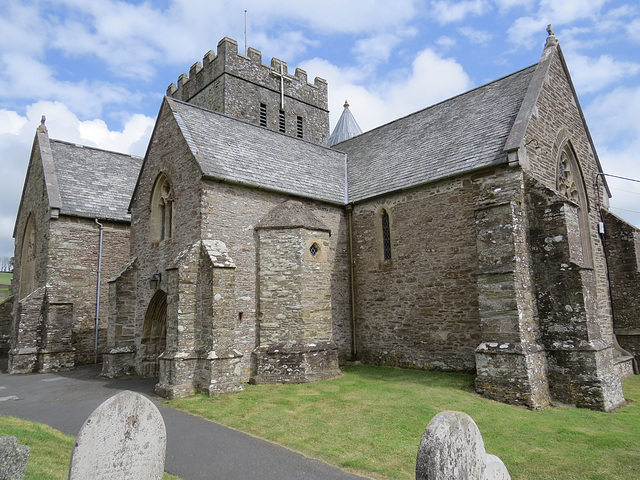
[252,201,341,383]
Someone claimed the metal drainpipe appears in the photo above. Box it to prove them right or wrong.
[346,204,357,360]
[94,218,104,364]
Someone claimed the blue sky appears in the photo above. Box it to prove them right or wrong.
[1,0,639,259]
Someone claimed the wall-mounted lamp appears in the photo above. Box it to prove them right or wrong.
[150,272,162,286]
[525,138,543,154]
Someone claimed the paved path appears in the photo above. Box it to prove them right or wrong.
[0,366,368,480]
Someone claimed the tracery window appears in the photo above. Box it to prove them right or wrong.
[556,144,592,266]
[382,208,392,261]
[151,174,173,242]
[19,214,37,298]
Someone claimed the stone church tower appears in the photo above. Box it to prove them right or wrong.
[167,37,329,145]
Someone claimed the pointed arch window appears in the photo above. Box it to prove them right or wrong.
[19,214,37,298]
[556,144,593,266]
[382,208,392,261]
[151,174,173,242]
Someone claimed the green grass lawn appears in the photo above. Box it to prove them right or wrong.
[168,365,640,480]
[0,416,181,480]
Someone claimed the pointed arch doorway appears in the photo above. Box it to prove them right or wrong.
[140,290,167,377]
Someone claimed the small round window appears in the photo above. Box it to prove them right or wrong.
[309,243,320,257]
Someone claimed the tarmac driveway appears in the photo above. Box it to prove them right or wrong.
[0,365,368,480]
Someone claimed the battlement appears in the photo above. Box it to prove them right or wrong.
[167,37,328,107]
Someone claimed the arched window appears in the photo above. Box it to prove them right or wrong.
[556,144,592,266]
[150,174,173,242]
[381,208,392,261]
[19,214,37,299]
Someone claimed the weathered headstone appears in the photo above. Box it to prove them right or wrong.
[68,390,166,480]
[415,411,510,480]
[0,436,30,480]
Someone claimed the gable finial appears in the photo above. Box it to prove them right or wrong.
[545,24,558,48]
[37,115,48,135]
[344,100,350,109]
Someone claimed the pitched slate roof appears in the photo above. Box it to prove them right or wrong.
[167,98,347,204]
[49,140,143,222]
[337,65,537,203]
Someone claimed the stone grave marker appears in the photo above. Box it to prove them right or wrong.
[68,390,166,480]
[0,436,30,480]
[416,410,510,480]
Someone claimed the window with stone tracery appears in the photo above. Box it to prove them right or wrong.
[150,174,173,242]
[556,144,593,266]
[19,214,37,299]
[557,149,580,203]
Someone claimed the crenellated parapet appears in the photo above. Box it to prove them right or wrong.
[168,39,327,100]
[166,38,329,144]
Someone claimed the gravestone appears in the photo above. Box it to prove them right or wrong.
[0,436,30,480]
[416,411,510,480]
[68,390,166,480]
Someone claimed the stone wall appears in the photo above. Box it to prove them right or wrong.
[473,169,550,409]
[517,45,625,410]
[168,37,329,145]
[107,105,350,389]
[602,210,640,362]
[522,46,615,346]
[351,170,484,372]
[0,297,11,369]
[252,202,341,383]
[46,217,131,364]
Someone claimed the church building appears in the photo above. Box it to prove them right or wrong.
[4,120,142,372]
[5,32,640,411]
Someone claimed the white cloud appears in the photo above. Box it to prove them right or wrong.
[437,36,457,48]
[586,86,640,228]
[431,0,488,24]
[506,16,548,49]
[493,0,535,11]
[458,26,493,44]
[628,18,640,43]
[0,102,154,258]
[566,53,640,94]
[353,34,403,69]
[302,48,472,132]
[538,0,608,24]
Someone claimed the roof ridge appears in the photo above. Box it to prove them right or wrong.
[167,97,338,151]
[49,138,143,159]
[341,63,538,142]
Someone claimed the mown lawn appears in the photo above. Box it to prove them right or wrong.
[168,365,640,480]
[0,416,182,480]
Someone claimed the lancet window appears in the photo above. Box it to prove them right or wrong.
[151,174,173,242]
[19,214,37,298]
[556,143,593,266]
[382,208,392,261]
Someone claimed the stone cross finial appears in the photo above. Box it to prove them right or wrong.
[344,100,350,109]
[37,115,48,134]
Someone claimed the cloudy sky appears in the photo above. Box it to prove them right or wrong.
[1,0,639,259]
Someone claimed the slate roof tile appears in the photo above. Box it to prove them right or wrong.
[168,98,347,204]
[336,65,537,203]
[50,140,143,222]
